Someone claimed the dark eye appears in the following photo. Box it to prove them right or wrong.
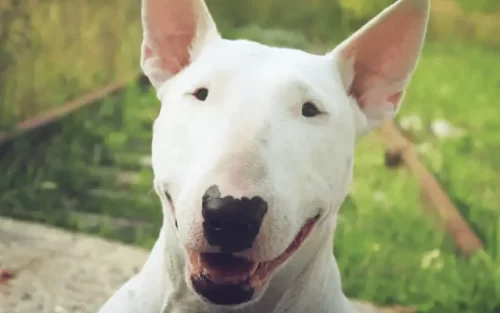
[193,88,209,101]
[302,101,321,117]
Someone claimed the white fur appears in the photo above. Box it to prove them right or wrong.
[98,0,430,312]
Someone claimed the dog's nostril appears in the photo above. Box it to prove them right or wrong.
[206,220,223,231]
[202,185,268,253]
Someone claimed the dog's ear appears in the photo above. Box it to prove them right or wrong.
[140,0,220,89]
[329,0,430,136]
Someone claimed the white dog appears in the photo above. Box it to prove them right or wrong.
[98,0,429,312]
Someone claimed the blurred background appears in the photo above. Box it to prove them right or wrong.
[0,0,499,312]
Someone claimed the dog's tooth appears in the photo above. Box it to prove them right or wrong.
[249,263,259,276]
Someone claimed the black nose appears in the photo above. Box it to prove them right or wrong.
[202,185,268,253]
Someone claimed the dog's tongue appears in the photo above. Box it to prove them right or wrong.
[199,253,257,284]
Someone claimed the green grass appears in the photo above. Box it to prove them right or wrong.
[335,41,500,312]
[0,83,162,246]
[0,33,499,312]
[336,41,500,312]
[0,0,141,129]
[3,0,499,130]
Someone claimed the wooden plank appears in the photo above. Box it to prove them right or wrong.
[376,120,483,257]
[0,74,150,146]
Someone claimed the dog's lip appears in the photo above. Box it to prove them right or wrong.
[188,253,259,285]
[187,214,319,288]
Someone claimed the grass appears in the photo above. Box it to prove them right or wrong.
[0,30,499,312]
[336,41,500,312]
[0,0,141,129]
[3,0,499,130]
[0,83,162,246]
[335,41,500,312]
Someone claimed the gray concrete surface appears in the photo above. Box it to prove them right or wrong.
[0,217,146,313]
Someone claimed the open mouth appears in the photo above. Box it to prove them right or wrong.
[187,214,319,305]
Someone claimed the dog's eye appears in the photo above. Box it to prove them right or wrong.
[193,88,209,101]
[302,102,321,118]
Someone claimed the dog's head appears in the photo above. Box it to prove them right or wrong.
[141,0,429,307]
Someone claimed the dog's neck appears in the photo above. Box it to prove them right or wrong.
[140,215,354,313]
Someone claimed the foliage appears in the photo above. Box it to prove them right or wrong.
[457,0,500,13]
[0,0,141,129]
[211,0,500,45]
[2,0,499,131]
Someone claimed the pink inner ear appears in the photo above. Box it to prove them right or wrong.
[145,0,198,75]
[343,1,427,109]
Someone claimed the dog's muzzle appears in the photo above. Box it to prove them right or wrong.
[187,215,319,306]
[189,253,256,305]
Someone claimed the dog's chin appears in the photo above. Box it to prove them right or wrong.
[186,215,319,307]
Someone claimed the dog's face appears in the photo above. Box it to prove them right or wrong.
[142,0,429,307]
